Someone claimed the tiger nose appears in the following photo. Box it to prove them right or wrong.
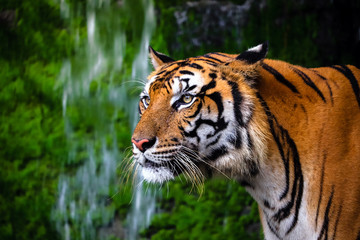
[131,138,156,152]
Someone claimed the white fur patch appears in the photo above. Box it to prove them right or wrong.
[142,166,174,184]
[170,72,203,108]
[247,44,263,53]
[145,75,157,94]
[172,76,182,96]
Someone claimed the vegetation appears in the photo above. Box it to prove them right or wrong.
[0,0,131,239]
[141,179,261,240]
[0,1,69,239]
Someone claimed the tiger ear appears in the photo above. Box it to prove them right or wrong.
[236,42,268,64]
[149,46,175,70]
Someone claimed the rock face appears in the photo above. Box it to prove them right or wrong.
[311,0,360,66]
[0,10,16,29]
[160,0,360,66]
[173,0,252,49]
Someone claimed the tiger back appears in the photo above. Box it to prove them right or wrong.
[131,43,360,240]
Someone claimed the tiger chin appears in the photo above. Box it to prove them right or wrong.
[131,42,360,240]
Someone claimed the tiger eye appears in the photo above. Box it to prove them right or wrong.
[143,96,150,106]
[182,95,193,104]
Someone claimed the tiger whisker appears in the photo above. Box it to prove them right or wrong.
[173,157,193,184]
[180,145,231,180]
[115,154,136,196]
[179,152,205,181]
[118,153,136,187]
[167,159,184,184]
[175,152,204,194]
[176,152,202,184]
[176,158,199,190]
[177,152,205,194]
[120,79,146,87]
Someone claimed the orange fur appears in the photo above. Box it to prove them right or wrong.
[258,60,360,239]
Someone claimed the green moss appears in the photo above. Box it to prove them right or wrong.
[141,179,261,240]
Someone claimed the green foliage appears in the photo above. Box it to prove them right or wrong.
[0,60,65,240]
[142,179,261,240]
[0,0,73,60]
[0,0,134,239]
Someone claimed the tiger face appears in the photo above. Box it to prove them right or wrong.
[132,44,269,184]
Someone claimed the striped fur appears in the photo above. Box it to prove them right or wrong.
[131,43,360,239]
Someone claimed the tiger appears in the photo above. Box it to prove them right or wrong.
[131,42,360,240]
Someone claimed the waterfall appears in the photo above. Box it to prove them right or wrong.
[52,0,157,239]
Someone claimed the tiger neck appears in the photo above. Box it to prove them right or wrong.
[239,107,308,238]
[239,63,309,239]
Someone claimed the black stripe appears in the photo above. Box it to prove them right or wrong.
[264,200,272,209]
[331,204,342,240]
[199,80,216,93]
[246,130,253,149]
[257,93,304,235]
[181,78,190,91]
[259,98,290,200]
[162,62,177,69]
[315,154,326,230]
[211,52,232,58]
[312,70,334,105]
[246,157,259,176]
[207,146,228,160]
[266,218,281,239]
[155,77,165,83]
[330,65,360,108]
[205,134,221,148]
[164,85,170,94]
[183,117,228,145]
[209,73,217,79]
[274,128,303,234]
[262,63,299,94]
[227,81,245,127]
[239,180,253,188]
[317,186,334,240]
[185,101,202,118]
[356,230,360,240]
[185,85,196,92]
[203,54,223,63]
[165,80,172,91]
[179,70,194,75]
[195,59,218,66]
[188,63,203,70]
[291,66,326,103]
[162,68,178,82]
[207,92,224,119]
[157,70,166,75]
[227,130,242,148]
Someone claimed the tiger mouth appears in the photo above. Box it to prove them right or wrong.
[144,158,163,168]
[143,157,183,176]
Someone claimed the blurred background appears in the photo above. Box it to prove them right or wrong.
[0,0,359,239]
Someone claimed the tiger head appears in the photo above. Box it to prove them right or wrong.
[131,43,270,184]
